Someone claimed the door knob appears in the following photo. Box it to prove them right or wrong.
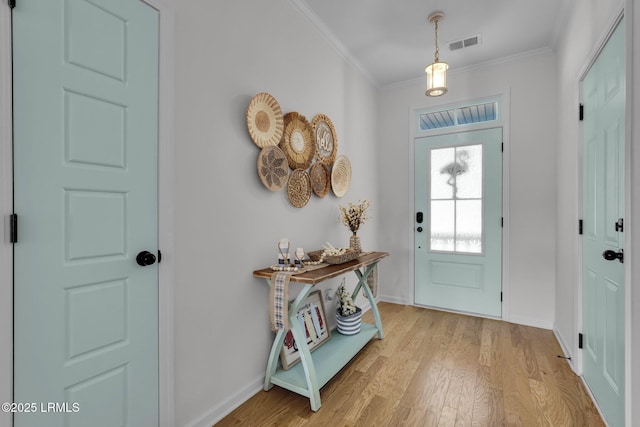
[602,249,624,263]
[136,250,157,266]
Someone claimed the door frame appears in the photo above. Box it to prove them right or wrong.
[409,89,511,321]
[575,5,632,425]
[0,1,177,426]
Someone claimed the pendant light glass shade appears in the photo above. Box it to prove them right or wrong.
[425,12,448,97]
[425,61,448,96]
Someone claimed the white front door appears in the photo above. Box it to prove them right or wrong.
[414,128,503,317]
[13,0,159,425]
[581,17,625,427]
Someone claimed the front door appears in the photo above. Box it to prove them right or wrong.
[582,17,625,427]
[414,128,502,317]
[13,0,159,425]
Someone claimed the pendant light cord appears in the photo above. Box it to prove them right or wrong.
[434,19,440,63]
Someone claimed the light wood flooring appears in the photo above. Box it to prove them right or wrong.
[217,303,604,426]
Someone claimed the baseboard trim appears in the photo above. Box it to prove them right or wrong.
[184,376,263,427]
[553,327,576,372]
[507,314,553,330]
[378,294,412,305]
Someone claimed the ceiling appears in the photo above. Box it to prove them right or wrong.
[294,0,573,87]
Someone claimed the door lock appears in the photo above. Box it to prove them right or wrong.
[602,249,624,263]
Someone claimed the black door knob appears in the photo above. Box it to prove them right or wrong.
[602,249,624,263]
[136,250,157,266]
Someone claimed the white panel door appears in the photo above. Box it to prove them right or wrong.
[582,17,625,427]
[13,0,159,425]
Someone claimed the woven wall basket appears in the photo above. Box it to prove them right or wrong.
[280,112,315,171]
[311,114,338,166]
[246,92,284,148]
[257,145,289,191]
[309,162,330,198]
[287,169,311,208]
[331,155,351,198]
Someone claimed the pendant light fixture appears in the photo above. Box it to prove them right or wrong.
[425,11,448,97]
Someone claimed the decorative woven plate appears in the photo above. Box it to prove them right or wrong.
[331,155,351,197]
[309,162,330,198]
[311,114,338,165]
[257,145,289,191]
[279,112,315,170]
[246,93,284,148]
[287,169,311,208]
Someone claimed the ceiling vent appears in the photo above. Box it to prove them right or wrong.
[448,34,481,51]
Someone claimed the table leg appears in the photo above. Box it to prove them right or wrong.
[288,284,322,411]
[354,263,384,339]
[264,327,285,391]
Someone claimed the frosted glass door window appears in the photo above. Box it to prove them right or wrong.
[430,144,483,253]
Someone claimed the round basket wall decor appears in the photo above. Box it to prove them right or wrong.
[257,145,289,191]
[287,169,312,208]
[279,112,315,170]
[331,155,351,198]
[311,114,338,165]
[246,93,284,148]
[309,162,330,198]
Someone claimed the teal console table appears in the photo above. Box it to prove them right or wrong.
[253,251,388,411]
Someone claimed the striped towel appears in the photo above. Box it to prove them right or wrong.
[270,272,291,331]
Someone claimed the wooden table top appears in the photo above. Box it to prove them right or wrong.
[253,251,389,285]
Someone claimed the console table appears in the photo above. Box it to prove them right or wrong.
[253,251,388,411]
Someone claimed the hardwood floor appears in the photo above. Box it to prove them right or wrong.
[216,303,604,426]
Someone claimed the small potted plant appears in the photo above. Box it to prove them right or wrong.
[336,279,362,335]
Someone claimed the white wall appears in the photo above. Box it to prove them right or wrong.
[377,52,558,328]
[172,1,379,425]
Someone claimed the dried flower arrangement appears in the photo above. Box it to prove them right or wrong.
[338,199,371,235]
[337,279,358,317]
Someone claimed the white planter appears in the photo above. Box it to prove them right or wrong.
[336,307,362,335]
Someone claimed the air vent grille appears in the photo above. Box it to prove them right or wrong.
[448,34,481,51]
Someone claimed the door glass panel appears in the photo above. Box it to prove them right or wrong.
[455,145,483,198]
[430,147,455,199]
[430,200,454,251]
[456,200,482,253]
[430,144,483,253]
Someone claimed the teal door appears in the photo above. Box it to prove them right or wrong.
[582,17,625,427]
[13,1,159,425]
[415,128,502,317]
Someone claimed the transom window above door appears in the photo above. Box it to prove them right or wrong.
[418,100,499,131]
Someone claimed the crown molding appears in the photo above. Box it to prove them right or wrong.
[382,46,555,91]
[288,0,380,88]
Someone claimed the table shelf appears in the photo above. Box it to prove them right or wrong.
[270,323,379,393]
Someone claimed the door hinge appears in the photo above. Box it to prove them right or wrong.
[578,333,583,349]
[157,249,162,264]
[501,217,504,228]
[10,214,18,243]
[615,218,623,232]
[579,104,584,121]
[8,0,15,9]
[500,292,503,302]
[501,142,504,152]
[579,219,583,235]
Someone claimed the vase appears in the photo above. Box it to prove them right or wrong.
[349,234,361,253]
[336,307,362,335]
